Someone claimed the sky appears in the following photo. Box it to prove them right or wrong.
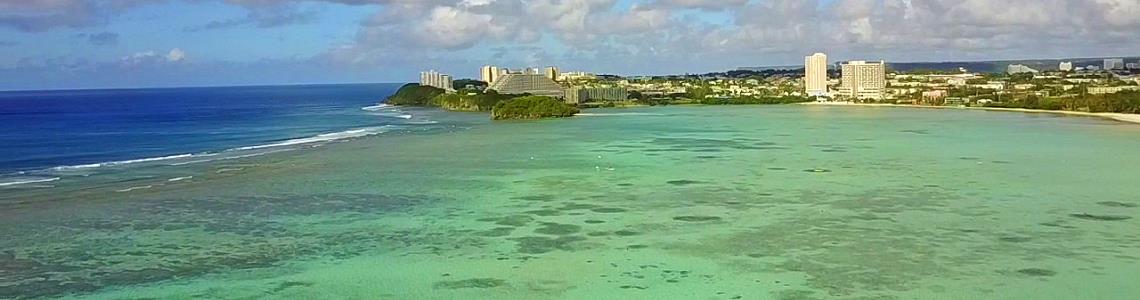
[1,0,1138,90]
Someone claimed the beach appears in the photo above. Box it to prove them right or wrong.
[802,101,1140,124]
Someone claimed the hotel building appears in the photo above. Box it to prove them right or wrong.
[838,60,886,100]
[420,70,453,91]
[804,53,829,97]
[480,65,500,84]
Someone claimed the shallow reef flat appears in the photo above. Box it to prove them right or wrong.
[3,105,1140,300]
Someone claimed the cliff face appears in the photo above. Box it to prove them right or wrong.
[432,94,487,112]
[385,84,444,106]
[431,91,519,112]
[436,99,483,112]
[388,87,575,120]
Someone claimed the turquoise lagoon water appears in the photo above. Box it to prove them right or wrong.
[2,105,1139,299]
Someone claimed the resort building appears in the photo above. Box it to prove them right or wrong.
[921,90,948,102]
[1104,59,1125,70]
[838,60,886,100]
[561,72,597,81]
[565,87,628,104]
[1088,86,1140,94]
[1006,64,1039,74]
[486,73,565,98]
[544,66,560,82]
[1059,61,1073,72]
[480,65,500,84]
[804,53,828,97]
[420,70,453,91]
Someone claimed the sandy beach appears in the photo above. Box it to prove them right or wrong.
[802,101,1140,125]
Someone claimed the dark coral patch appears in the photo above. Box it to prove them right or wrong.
[591,207,628,213]
[534,223,582,235]
[510,236,587,254]
[494,215,535,227]
[673,216,722,222]
[525,209,562,217]
[999,236,1032,243]
[513,195,555,202]
[1016,268,1056,277]
[433,278,508,289]
[1070,213,1132,221]
[613,230,641,236]
[477,227,515,237]
[1097,201,1138,208]
[560,203,600,211]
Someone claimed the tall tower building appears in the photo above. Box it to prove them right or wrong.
[544,66,560,81]
[1059,61,1073,72]
[838,60,886,100]
[419,70,454,91]
[804,53,828,96]
[1104,58,1124,70]
[480,65,499,84]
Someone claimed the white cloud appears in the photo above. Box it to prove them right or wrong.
[121,50,158,65]
[167,48,186,62]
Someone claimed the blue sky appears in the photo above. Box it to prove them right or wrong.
[1,0,1137,90]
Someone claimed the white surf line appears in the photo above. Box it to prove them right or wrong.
[167,176,194,182]
[116,184,157,192]
[215,168,244,174]
[0,177,61,187]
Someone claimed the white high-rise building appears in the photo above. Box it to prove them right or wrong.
[804,53,828,97]
[544,66,560,81]
[838,60,886,100]
[1105,58,1125,70]
[1059,61,1073,72]
[419,70,453,91]
[480,65,500,84]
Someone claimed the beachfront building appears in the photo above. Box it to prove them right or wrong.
[486,73,565,98]
[420,70,454,91]
[804,53,828,97]
[561,71,597,81]
[1059,61,1073,72]
[1104,59,1125,70]
[837,60,886,100]
[1088,86,1140,94]
[565,87,628,104]
[480,65,500,85]
[544,66,560,82]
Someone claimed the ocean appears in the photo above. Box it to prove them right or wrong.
[0,83,423,187]
[2,89,1140,299]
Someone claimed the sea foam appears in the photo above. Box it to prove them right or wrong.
[0,176,61,187]
[232,126,393,151]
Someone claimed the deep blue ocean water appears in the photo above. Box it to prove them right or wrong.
[0,83,408,186]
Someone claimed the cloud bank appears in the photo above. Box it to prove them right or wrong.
[2,0,1139,89]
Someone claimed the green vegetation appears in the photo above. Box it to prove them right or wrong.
[452,79,488,90]
[984,91,1140,113]
[491,96,580,120]
[385,84,444,106]
[431,90,519,111]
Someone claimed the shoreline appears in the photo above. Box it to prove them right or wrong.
[801,102,1140,125]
